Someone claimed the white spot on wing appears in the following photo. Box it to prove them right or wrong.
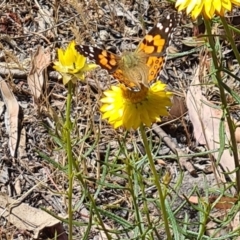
[157,23,163,30]
[89,53,94,58]
[89,46,94,53]
[165,27,170,33]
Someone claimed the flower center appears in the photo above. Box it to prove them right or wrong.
[122,84,149,103]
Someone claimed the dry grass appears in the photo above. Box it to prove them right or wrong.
[0,0,240,239]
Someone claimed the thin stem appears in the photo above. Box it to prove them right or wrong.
[205,19,240,192]
[64,81,111,239]
[139,124,172,240]
[74,172,112,239]
[66,81,74,240]
[220,16,240,65]
[138,173,156,239]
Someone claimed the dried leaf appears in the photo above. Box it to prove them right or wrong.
[0,80,20,157]
[0,193,67,239]
[156,159,166,165]
[28,46,51,101]
[169,95,187,119]
[188,195,237,210]
[209,196,237,209]
[186,68,238,181]
[188,196,199,204]
[234,122,240,143]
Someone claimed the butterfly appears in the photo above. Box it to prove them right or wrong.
[75,12,177,90]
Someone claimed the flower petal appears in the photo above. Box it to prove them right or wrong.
[53,40,97,84]
[176,0,240,19]
[100,82,172,130]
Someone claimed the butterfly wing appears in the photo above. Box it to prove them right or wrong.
[75,45,120,73]
[75,12,177,89]
[75,45,136,86]
[137,12,177,83]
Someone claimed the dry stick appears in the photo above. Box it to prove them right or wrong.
[152,123,197,176]
[0,35,26,54]
[0,68,26,78]
[0,66,60,80]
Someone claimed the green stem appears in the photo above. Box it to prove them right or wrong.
[138,173,155,239]
[66,81,74,240]
[126,161,144,236]
[64,82,111,239]
[220,17,240,65]
[139,124,172,240]
[205,19,240,192]
[74,171,112,239]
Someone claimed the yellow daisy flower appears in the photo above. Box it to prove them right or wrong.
[176,0,240,19]
[53,40,96,85]
[100,82,172,130]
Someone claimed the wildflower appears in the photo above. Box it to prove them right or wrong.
[100,82,172,130]
[175,0,240,19]
[53,40,96,84]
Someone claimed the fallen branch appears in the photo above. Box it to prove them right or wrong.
[153,123,197,176]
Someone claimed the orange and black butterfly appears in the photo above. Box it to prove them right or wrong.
[75,12,177,90]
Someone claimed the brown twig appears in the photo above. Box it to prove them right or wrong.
[152,123,197,176]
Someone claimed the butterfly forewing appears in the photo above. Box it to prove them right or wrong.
[137,13,176,56]
[137,12,177,83]
[75,45,119,73]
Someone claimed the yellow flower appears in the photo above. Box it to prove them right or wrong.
[176,0,240,19]
[100,82,172,130]
[53,40,96,85]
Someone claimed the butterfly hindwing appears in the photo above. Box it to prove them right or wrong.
[75,45,119,73]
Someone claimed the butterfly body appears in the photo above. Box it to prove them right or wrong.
[76,12,177,90]
[118,51,148,87]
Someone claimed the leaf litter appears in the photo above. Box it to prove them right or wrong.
[0,0,240,239]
